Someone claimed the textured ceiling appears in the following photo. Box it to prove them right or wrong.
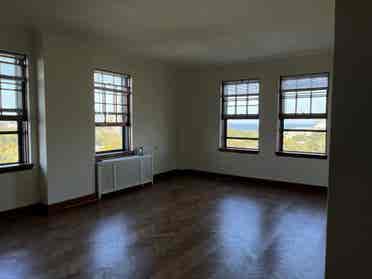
[0,0,335,64]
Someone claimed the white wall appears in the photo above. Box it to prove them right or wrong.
[0,27,40,212]
[37,33,178,205]
[176,53,333,186]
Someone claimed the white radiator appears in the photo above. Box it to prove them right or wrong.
[96,154,153,199]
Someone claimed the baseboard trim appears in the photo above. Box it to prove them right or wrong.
[143,168,327,189]
[44,193,98,215]
[174,169,328,190]
[0,203,44,218]
[154,169,182,181]
[101,183,152,200]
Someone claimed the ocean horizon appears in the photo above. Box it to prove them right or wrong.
[229,119,324,131]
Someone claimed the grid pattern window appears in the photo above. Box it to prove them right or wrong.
[279,73,329,156]
[94,70,131,154]
[0,52,29,165]
[221,80,260,151]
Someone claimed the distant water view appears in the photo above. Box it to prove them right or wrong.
[229,121,257,131]
[229,119,325,131]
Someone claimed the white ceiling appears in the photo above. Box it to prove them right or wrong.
[1,0,335,65]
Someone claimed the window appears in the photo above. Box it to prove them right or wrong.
[220,80,260,152]
[278,73,329,157]
[94,70,131,154]
[0,51,30,167]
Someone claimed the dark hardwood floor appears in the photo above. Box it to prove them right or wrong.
[0,174,327,279]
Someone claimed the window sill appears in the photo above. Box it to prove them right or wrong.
[218,148,259,154]
[276,152,328,160]
[96,151,135,162]
[0,163,34,174]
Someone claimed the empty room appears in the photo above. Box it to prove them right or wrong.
[0,0,370,278]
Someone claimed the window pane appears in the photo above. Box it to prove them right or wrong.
[94,93,102,103]
[0,56,15,64]
[297,78,311,89]
[281,79,328,115]
[117,96,122,105]
[0,79,23,114]
[282,79,297,90]
[225,96,235,105]
[236,96,247,106]
[248,82,259,94]
[247,95,259,114]
[227,119,259,138]
[227,139,258,149]
[224,97,236,115]
[283,131,326,154]
[95,114,104,123]
[95,104,103,113]
[106,114,117,123]
[282,74,328,90]
[311,91,327,113]
[227,106,235,115]
[114,76,122,86]
[106,94,114,104]
[0,121,17,132]
[236,106,246,114]
[284,119,326,130]
[224,84,236,95]
[0,134,19,164]
[283,92,296,113]
[0,63,22,77]
[247,105,258,115]
[312,76,328,88]
[0,78,22,90]
[296,91,311,114]
[94,72,102,83]
[224,80,260,96]
[284,100,296,113]
[95,127,123,152]
[102,73,114,85]
[1,90,17,109]
[115,105,123,114]
[106,104,114,113]
[223,81,260,116]
[236,83,248,95]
